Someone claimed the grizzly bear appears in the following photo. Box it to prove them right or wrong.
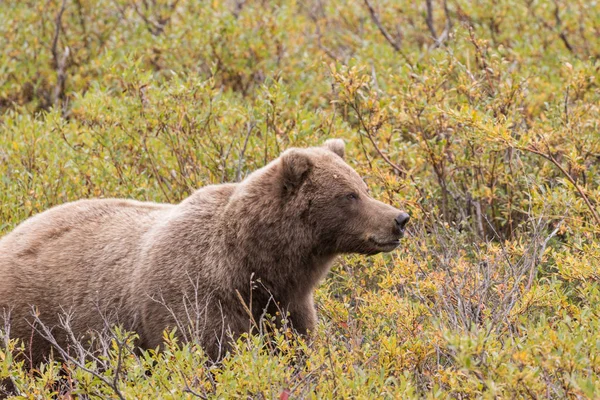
[0,139,409,364]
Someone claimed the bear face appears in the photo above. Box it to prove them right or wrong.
[278,139,409,256]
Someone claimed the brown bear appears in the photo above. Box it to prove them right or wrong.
[0,139,409,364]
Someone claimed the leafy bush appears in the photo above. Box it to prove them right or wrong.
[1,0,599,398]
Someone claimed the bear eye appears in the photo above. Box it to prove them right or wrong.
[346,193,359,201]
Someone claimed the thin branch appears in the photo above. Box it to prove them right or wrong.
[363,0,401,51]
[349,102,408,176]
[425,0,438,40]
[563,86,570,125]
[231,0,246,19]
[315,23,342,63]
[180,370,209,399]
[525,220,563,291]
[133,0,180,36]
[553,1,574,54]
[431,0,452,49]
[236,121,256,182]
[51,0,69,108]
[31,311,127,400]
[50,0,67,68]
[519,145,600,227]
[363,0,412,64]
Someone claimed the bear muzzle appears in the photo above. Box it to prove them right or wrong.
[365,212,410,251]
[394,212,410,236]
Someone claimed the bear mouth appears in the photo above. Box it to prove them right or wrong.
[368,237,401,250]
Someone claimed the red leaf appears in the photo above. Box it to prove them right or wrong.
[279,388,291,400]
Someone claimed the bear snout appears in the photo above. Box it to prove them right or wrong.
[394,212,410,235]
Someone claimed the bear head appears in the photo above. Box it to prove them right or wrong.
[278,138,409,256]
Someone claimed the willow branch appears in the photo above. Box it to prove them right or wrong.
[519,145,600,227]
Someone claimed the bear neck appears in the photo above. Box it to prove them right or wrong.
[220,175,336,304]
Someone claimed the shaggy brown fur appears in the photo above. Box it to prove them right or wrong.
[0,139,409,364]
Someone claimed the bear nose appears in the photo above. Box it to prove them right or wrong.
[395,212,410,231]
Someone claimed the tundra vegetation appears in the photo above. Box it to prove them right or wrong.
[1,0,599,398]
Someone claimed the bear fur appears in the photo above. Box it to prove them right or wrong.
[0,139,409,364]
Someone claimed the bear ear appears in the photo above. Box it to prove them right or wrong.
[280,149,313,192]
[322,138,345,159]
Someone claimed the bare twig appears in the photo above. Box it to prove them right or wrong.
[349,102,408,176]
[525,221,563,291]
[363,0,401,51]
[140,133,173,203]
[425,0,438,40]
[0,309,11,349]
[231,0,246,19]
[519,144,600,227]
[553,0,574,54]
[235,289,258,329]
[133,0,180,36]
[363,0,412,65]
[305,3,345,62]
[563,86,569,125]
[51,0,70,109]
[430,0,452,49]
[181,370,209,399]
[315,23,342,62]
[235,121,256,182]
[31,310,128,400]
[0,309,20,397]
[527,0,576,56]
